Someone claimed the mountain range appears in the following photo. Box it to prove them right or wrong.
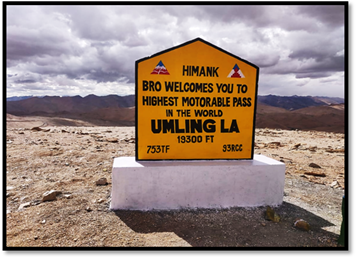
[6,94,344,133]
[258,95,344,110]
[6,95,35,101]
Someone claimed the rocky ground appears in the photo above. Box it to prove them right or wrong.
[5,118,346,248]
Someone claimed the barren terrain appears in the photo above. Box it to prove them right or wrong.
[6,94,345,133]
[5,115,345,248]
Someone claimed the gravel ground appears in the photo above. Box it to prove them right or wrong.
[5,124,346,248]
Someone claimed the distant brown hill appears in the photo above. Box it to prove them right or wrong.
[6,94,135,126]
[255,102,344,133]
[79,107,135,126]
[257,95,344,110]
[255,95,344,133]
[6,94,344,133]
[6,94,135,116]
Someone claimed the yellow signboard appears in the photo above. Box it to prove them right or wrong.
[135,38,259,160]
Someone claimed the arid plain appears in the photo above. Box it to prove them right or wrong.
[6,113,345,247]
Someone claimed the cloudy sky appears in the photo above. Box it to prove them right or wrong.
[6,4,346,98]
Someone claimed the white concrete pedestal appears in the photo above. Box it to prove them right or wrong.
[110,155,285,210]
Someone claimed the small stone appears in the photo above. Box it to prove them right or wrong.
[42,190,62,202]
[41,220,46,224]
[294,219,311,231]
[86,207,92,212]
[6,192,15,198]
[330,181,339,188]
[32,200,41,206]
[304,171,326,177]
[95,178,108,186]
[18,202,31,210]
[20,196,30,202]
[63,194,73,199]
[309,163,322,168]
[269,142,281,147]
[97,199,104,203]
[106,138,118,143]
[31,127,43,131]
[308,146,317,152]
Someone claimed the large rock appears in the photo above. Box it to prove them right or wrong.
[31,127,50,132]
[95,178,108,186]
[106,138,118,143]
[309,163,322,168]
[42,190,62,202]
[18,202,31,210]
[294,219,311,231]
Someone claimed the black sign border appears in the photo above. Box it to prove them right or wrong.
[135,37,259,161]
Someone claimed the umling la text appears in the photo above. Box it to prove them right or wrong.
[151,119,240,134]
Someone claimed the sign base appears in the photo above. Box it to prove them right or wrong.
[110,155,285,210]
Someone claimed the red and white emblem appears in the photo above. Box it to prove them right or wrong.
[151,61,170,75]
[227,64,245,78]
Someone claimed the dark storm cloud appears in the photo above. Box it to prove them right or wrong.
[198,5,323,32]
[295,72,332,79]
[305,56,344,74]
[198,5,267,24]
[264,54,344,79]
[14,79,37,84]
[283,38,344,79]
[6,7,83,64]
[289,48,335,62]
[296,5,345,28]
[6,4,346,97]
